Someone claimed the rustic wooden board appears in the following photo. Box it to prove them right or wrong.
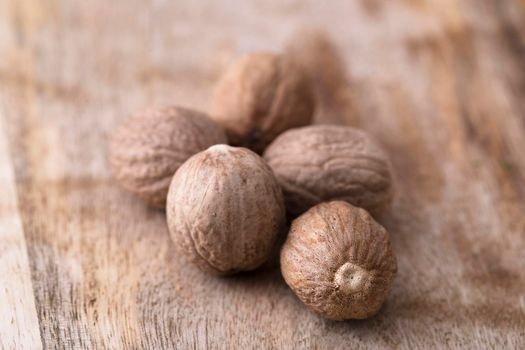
[1,0,525,348]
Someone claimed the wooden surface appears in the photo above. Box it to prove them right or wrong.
[1,0,525,348]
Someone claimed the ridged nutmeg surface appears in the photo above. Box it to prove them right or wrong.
[211,52,315,154]
[280,201,397,320]
[166,145,285,275]
[109,106,226,208]
[263,125,393,216]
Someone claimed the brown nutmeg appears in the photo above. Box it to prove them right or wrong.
[166,145,285,275]
[109,106,227,208]
[263,125,393,217]
[210,52,315,153]
[280,201,397,320]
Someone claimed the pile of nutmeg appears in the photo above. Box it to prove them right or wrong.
[110,52,396,321]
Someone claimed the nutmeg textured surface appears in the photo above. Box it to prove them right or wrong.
[263,125,393,216]
[166,145,285,275]
[280,201,397,320]
[211,53,315,153]
[109,106,227,208]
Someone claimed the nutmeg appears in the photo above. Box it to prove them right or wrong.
[109,106,227,208]
[166,145,285,275]
[211,53,315,153]
[280,201,397,320]
[263,125,393,216]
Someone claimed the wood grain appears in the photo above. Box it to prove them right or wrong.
[1,0,525,348]
[0,111,42,350]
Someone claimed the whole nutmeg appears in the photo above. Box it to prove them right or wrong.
[210,52,315,153]
[166,145,285,275]
[280,201,397,320]
[109,106,227,208]
[263,125,393,216]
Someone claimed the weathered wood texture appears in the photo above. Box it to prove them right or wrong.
[0,111,42,349]
[1,0,525,348]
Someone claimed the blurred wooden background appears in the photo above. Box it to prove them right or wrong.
[1,0,525,348]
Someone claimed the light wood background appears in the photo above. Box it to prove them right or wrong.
[1,0,525,349]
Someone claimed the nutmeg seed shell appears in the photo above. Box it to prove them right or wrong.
[211,52,315,153]
[109,106,226,208]
[167,145,285,275]
[263,125,393,216]
[280,201,397,320]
